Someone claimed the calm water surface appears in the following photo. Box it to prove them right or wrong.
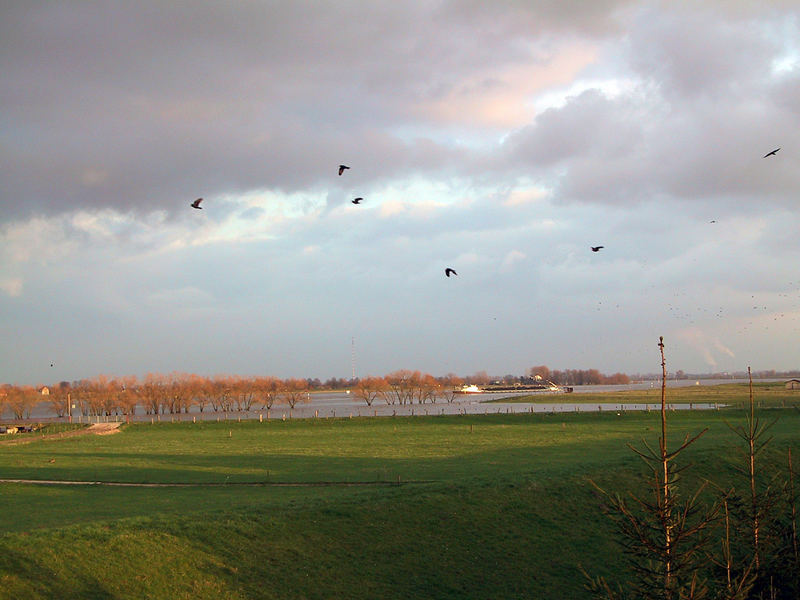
[10,378,768,423]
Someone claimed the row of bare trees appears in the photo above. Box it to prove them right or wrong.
[0,370,469,418]
[527,365,631,385]
[353,371,464,406]
[0,374,313,418]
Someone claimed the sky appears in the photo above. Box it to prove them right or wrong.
[2,1,800,385]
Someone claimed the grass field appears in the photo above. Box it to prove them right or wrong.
[499,381,800,408]
[0,387,798,599]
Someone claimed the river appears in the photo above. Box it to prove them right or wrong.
[8,377,768,424]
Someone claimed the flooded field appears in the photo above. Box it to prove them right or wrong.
[2,378,755,424]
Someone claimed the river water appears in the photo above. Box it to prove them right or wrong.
[9,378,765,424]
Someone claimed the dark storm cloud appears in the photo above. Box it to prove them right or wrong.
[0,1,636,224]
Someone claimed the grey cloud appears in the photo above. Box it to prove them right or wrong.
[501,77,800,208]
[627,7,783,99]
[438,0,637,39]
[504,88,645,167]
[490,6,800,209]
[4,1,800,384]
[2,1,639,224]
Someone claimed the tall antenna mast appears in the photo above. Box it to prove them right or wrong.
[351,336,356,381]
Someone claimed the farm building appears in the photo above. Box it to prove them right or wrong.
[786,379,800,390]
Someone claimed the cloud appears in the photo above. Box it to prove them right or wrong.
[417,44,599,128]
[502,186,548,207]
[501,250,526,271]
[3,2,800,384]
[0,278,23,297]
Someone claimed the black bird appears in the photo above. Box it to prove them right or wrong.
[709,220,717,223]
[50,363,54,367]
[352,197,363,204]
[445,268,457,277]
[338,165,350,176]
[591,246,604,252]
[763,148,780,158]
[191,198,203,209]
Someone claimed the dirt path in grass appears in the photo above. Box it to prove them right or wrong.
[0,479,421,488]
[0,422,121,446]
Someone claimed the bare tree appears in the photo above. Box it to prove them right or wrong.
[0,385,8,418]
[418,373,441,404]
[235,377,256,412]
[278,378,308,409]
[470,370,490,386]
[48,382,71,418]
[114,375,139,415]
[354,376,387,407]
[140,373,166,415]
[437,374,463,403]
[382,370,418,406]
[211,376,235,412]
[527,365,551,380]
[254,376,278,410]
[7,385,37,419]
[188,375,212,413]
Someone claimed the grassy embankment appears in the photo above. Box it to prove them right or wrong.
[496,381,800,408]
[0,387,798,599]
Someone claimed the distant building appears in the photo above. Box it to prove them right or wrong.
[39,386,50,396]
[786,379,800,390]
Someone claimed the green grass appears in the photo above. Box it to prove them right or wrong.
[497,381,800,408]
[0,422,86,443]
[0,394,798,599]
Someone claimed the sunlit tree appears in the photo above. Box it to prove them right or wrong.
[278,378,309,409]
[353,376,388,407]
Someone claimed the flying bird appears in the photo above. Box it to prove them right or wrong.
[763,148,780,158]
[591,246,604,252]
[338,165,350,176]
[352,197,363,204]
[709,220,717,223]
[445,268,457,277]
[191,198,203,209]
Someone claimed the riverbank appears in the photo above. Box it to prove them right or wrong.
[4,379,794,425]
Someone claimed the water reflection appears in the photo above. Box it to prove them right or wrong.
[13,386,728,424]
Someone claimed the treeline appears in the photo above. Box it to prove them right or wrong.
[0,370,471,419]
[526,365,630,385]
[672,369,800,380]
[0,365,637,419]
